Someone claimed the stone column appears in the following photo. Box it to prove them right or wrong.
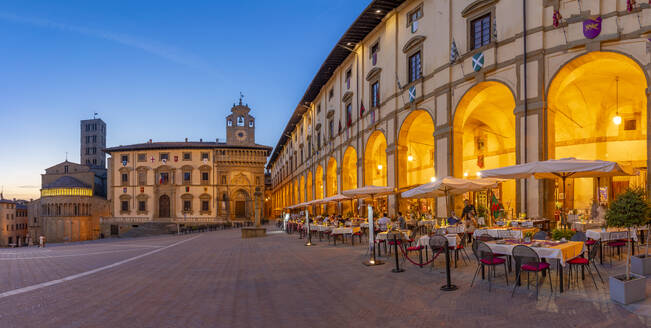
[254,187,262,227]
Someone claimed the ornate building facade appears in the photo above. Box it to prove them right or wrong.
[28,161,110,243]
[0,196,28,246]
[268,0,651,219]
[102,101,271,235]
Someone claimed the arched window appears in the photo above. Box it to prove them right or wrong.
[227,119,233,127]
[237,116,245,126]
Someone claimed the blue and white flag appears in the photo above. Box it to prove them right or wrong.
[450,39,460,63]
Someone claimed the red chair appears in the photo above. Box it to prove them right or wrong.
[606,231,628,264]
[471,241,509,292]
[511,245,552,298]
[567,240,604,290]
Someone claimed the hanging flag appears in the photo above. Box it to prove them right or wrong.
[472,52,484,72]
[408,86,416,103]
[150,156,155,163]
[553,10,562,28]
[450,39,460,63]
[582,16,602,39]
[372,52,377,66]
[395,73,402,90]
[122,187,127,193]
[492,19,497,42]
[627,0,637,12]
[360,101,366,117]
[477,155,485,168]
[174,155,178,162]
[122,160,127,167]
[159,175,163,185]
[140,187,144,193]
[370,109,376,124]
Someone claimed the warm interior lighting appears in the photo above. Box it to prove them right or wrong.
[377,164,383,170]
[613,115,622,125]
[476,172,482,177]
[430,177,436,182]
[407,155,414,161]
[463,172,469,177]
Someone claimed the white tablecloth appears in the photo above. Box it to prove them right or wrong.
[376,230,410,240]
[586,228,639,242]
[417,234,460,248]
[418,220,437,226]
[572,221,602,232]
[474,228,531,239]
[331,227,360,235]
[304,225,333,232]
[443,225,465,234]
[483,241,584,266]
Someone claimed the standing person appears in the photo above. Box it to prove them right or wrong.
[39,235,45,248]
[397,212,406,230]
[461,200,476,221]
[377,213,391,231]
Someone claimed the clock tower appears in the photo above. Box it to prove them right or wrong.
[226,94,256,146]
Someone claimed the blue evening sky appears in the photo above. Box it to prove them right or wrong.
[0,0,369,199]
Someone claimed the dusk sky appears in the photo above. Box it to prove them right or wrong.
[0,0,369,200]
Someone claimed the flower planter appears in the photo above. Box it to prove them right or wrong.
[609,273,647,304]
[631,255,651,276]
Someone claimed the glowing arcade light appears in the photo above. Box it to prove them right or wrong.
[613,115,622,125]
[377,164,383,170]
[407,155,414,161]
[476,172,482,177]
[463,172,469,177]
[430,177,437,182]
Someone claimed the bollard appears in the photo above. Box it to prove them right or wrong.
[391,234,404,273]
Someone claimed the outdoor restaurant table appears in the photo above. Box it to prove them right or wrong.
[482,239,585,293]
[376,230,410,241]
[330,227,361,246]
[443,225,465,234]
[417,234,460,248]
[417,220,437,226]
[473,227,538,240]
[572,221,603,232]
[586,227,643,264]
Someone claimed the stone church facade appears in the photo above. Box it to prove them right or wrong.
[102,101,271,235]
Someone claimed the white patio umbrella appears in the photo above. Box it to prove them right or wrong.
[479,158,638,225]
[401,177,501,216]
[342,186,394,267]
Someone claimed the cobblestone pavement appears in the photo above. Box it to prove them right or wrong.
[0,228,648,328]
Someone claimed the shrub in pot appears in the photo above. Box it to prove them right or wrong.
[606,188,650,304]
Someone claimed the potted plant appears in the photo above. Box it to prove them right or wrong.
[477,205,488,226]
[625,190,651,276]
[606,188,649,304]
[551,228,574,241]
[523,231,534,243]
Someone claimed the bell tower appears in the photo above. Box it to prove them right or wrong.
[226,93,256,146]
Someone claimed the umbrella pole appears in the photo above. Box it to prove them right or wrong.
[363,194,384,266]
[305,208,315,246]
[562,176,567,229]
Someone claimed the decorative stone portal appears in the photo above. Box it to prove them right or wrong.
[241,187,266,238]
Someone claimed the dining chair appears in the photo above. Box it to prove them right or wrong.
[606,231,628,264]
[567,240,604,290]
[533,231,548,240]
[471,241,509,292]
[511,245,552,298]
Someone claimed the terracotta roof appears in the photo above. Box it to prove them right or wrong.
[267,0,405,169]
[43,176,91,189]
[105,142,272,153]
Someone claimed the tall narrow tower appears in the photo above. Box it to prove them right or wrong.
[226,95,256,146]
[80,118,107,168]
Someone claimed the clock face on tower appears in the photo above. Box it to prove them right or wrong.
[236,130,247,142]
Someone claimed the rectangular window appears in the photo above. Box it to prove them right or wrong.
[624,119,637,131]
[371,42,379,66]
[121,201,129,211]
[138,171,146,185]
[184,172,191,182]
[183,200,192,212]
[183,152,191,161]
[329,120,334,139]
[328,88,334,100]
[92,147,97,154]
[201,172,209,181]
[160,153,169,161]
[221,176,227,184]
[371,82,380,108]
[408,51,422,83]
[121,173,128,183]
[121,155,129,163]
[407,6,423,33]
[471,14,491,50]
[137,153,146,162]
[159,172,169,185]
[345,69,352,89]
[346,103,352,127]
[249,120,254,127]
[86,136,90,143]
[201,200,209,212]
[227,119,233,126]
[138,201,146,212]
[201,152,209,161]
[92,135,97,143]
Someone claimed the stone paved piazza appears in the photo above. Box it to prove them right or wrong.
[0,228,648,327]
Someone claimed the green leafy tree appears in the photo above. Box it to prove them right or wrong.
[606,188,651,280]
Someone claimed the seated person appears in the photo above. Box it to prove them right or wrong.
[397,212,406,229]
[377,213,391,231]
[447,210,460,225]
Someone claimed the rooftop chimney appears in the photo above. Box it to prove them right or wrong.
[200,138,203,142]
[185,138,188,142]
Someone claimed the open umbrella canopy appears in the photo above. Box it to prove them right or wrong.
[313,194,351,204]
[401,177,501,199]
[342,185,394,199]
[479,158,638,180]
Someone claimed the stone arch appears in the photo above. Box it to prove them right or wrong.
[397,109,435,189]
[342,146,358,191]
[315,165,324,200]
[364,130,388,186]
[326,157,338,197]
[547,51,649,209]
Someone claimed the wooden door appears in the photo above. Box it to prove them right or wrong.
[159,195,170,218]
